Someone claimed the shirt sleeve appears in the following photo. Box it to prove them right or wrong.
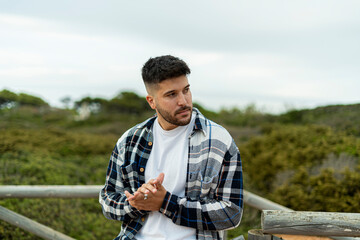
[159,139,243,231]
[99,132,147,222]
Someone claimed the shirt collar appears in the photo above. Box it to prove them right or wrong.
[192,107,207,136]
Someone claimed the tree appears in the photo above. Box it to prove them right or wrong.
[107,91,150,114]
[0,89,18,108]
[60,96,72,109]
[17,93,48,107]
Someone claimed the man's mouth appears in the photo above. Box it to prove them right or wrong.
[175,107,191,115]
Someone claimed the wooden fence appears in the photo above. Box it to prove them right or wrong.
[1,186,360,240]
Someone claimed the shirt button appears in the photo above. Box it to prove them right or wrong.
[148,141,153,146]
[141,217,145,222]
[140,168,145,172]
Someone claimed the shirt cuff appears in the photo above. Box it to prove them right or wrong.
[159,191,179,220]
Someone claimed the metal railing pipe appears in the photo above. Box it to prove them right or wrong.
[0,185,101,198]
[0,205,75,240]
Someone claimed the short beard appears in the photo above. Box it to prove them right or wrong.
[157,105,192,127]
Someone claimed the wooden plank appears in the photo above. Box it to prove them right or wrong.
[0,185,102,198]
[276,234,332,240]
[0,205,75,240]
[262,210,360,237]
[248,229,273,240]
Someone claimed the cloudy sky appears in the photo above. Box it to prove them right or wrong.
[1,0,359,113]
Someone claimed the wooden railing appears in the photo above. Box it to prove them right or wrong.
[247,210,360,240]
[1,186,359,240]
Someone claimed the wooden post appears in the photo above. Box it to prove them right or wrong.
[0,205,75,240]
[262,210,360,237]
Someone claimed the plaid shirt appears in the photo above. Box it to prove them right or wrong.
[99,108,243,240]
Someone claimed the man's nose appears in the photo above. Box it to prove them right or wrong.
[177,93,187,106]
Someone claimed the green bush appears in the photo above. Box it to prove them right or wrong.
[0,127,120,239]
[240,124,360,213]
[271,168,360,212]
[0,198,120,240]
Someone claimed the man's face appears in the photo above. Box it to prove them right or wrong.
[146,75,193,130]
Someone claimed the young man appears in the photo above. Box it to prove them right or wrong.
[99,55,243,240]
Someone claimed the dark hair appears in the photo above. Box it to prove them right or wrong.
[142,55,191,85]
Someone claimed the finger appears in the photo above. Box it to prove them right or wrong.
[157,172,165,184]
[125,190,134,201]
[125,190,132,197]
[128,191,142,202]
[140,183,157,194]
[129,191,140,201]
[151,172,165,188]
[133,191,141,198]
[136,186,149,195]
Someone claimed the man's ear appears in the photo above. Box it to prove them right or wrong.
[146,95,156,110]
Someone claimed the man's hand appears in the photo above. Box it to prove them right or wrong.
[125,173,166,211]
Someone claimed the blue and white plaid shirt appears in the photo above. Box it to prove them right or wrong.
[99,108,243,240]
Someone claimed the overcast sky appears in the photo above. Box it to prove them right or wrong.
[1,0,359,113]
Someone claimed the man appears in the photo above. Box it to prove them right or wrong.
[99,55,243,240]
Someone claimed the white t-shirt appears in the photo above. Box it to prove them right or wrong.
[136,112,196,240]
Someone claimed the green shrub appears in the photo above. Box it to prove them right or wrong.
[0,127,119,239]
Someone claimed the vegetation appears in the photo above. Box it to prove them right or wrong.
[0,89,48,109]
[278,104,360,136]
[1,89,359,239]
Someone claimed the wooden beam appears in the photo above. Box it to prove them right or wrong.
[0,205,75,240]
[262,210,360,237]
[0,185,102,198]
